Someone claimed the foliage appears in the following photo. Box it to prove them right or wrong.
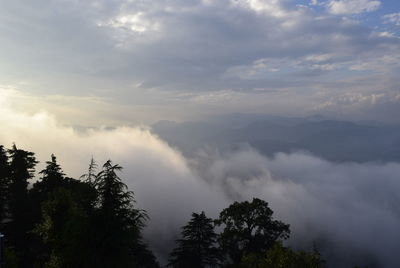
[35,188,89,268]
[239,242,326,268]
[80,157,97,185]
[0,145,10,228]
[168,211,221,268]
[215,198,290,264]
[6,144,38,266]
[3,247,19,268]
[90,160,158,267]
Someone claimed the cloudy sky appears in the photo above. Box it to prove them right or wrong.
[0,0,399,125]
[1,2,400,266]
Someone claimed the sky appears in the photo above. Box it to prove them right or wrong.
[0,0,399,125]
[1,2,400,266]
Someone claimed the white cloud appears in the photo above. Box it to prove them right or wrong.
[0,91,228,261]
[230,0,289,17]
[383,13,400,26]
[100,13,161,34]
[0,1,399,123]
[194,148,400,267]
[1,95,400,266]
[328,0,381,15]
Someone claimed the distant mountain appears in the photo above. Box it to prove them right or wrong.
[152,116,400,163]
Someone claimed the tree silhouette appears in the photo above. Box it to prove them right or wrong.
[35,188,90,268]
[0,145,10,229]
[31,154,66,203]
[30,154,67,231]
[216,198,290,264]
[80,157,97,185]
[7,144,38,266]
[168,211,221,268]
[38,154,65,185]
[90,160,158,267]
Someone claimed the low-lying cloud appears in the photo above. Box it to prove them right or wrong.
[194,148,400,267]
[1,104,400,267]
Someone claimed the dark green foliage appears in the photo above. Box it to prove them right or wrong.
[0,148,158,268]
[238,242,326,268]
[6,144,38,266]
[168,211,221,268]
[38,154,65,188]
[30,154,67,222]
[31,155,97,221]
[7,144,37,224]
[35,188,90,268]
[0,145,10,228]
[3,247,19,268]
[89,160,158,268]
[80,157,97,185]
[215,198,290,265]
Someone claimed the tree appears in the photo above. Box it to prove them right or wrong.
[30,154,69,247]
[7,144,37,222]
[31,154,66,215]
[168,211,221,268]
[90,160,158,267]
[215,198,290,264]
[239,242,326,268]
[6,144,37,266]
[33,158,99,268]
[0,145,10,229]
[80,157,97,185]
[35,188,89,268]
[38,154,65,188]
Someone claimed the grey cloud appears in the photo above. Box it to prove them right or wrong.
[0,0,399,122]
[1,103,400,267]
[191,148,400,268]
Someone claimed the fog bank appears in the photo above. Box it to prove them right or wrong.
[1,105,400,267]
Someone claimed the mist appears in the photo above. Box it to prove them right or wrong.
[1,105,400,267]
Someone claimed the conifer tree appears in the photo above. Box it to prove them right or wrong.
[35,188,91,268]
[32,154,65,197]
[34,158,98,268]
[90,160,158,267]
[168,211,221,268]
[30,154,67,228]
[7,144,38,266]
[39,154,65,185]
[7,144,37,221]
[0,145,10,228]
[80,157,97,185]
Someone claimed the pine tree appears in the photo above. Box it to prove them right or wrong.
[7,144,38,266]
[35,188,91,268]
[168,211,221,268]
[80,157,97,185]
[90,160,158,267]
[31,154,65,199]
[0,145,10,228]
[38,154,65,186]
[30,154,67,226]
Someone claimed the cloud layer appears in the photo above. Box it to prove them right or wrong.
[1,99,400,267]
